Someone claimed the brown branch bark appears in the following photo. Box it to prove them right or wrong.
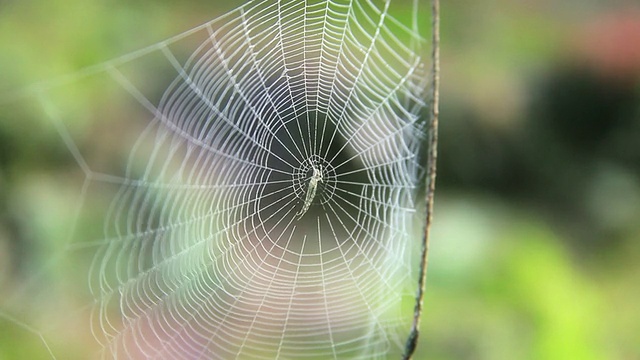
[402,0,440,358]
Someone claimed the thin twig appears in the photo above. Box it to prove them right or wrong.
[402,0,440,358]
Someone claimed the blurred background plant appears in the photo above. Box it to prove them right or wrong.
[0,0,639,359]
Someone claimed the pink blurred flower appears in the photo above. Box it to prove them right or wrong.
[576,8,640,81]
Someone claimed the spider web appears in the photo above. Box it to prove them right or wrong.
[0,0,429,359]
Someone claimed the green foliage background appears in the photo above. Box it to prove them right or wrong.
[1,0,639,359]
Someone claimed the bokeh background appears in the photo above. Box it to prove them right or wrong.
[0,0,639,359]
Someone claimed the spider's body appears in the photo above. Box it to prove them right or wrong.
[297,166,323,218]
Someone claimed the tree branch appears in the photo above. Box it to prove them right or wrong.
[402,0,440,358]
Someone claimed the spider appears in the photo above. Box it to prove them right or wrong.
[297,165,323,219]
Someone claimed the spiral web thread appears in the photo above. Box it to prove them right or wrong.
[5,0,429,358]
